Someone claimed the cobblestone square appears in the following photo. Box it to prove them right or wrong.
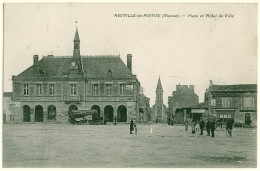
[2,123,257,168]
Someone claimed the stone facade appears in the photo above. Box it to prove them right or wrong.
[11,28,141,123]
[208,81,257,126]
[168,84,199,123]
[3,92,14,123]
[138,88,151,123]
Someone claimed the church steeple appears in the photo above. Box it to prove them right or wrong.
[156,77,163,101]
[73,27,80,58]
[156,77,163,91]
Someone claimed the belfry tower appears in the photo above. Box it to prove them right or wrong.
[73,27,80,58]
[72,27,83,74]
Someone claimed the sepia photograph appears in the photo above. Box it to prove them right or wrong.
[2,3,257,168]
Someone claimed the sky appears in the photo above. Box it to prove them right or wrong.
[3,3,257,106]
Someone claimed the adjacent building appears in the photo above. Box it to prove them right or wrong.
[151,77,167,123]
[3,92,14,123]
[177,101,209,124]
[208,81,257,126]
[138,87,151,123]
[11,28,141,123]
[168,84,199,123]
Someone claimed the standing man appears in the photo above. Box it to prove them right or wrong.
[199,118,205,135]
[114,115,117,125]
[134,118,137,135]
[226,119,233,137]
[184,120,188,131]
[210,119,216,137]
[130,118,134,134]
[191,121,196,134]
[206,119,211,136]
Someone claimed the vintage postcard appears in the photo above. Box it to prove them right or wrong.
[2,3,258,168]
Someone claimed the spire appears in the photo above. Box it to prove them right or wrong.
[156,77,163,91]
[74,27,80,41]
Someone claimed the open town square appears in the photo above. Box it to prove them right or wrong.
[3,123,257,168]
[3,3,257,169]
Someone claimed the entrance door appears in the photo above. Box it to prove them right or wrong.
[117,105,127,122]
[48,105,56,120]
[245,113,251,124]
[35,105,43,122]
[104,105,113,122]
[23,105,30,122]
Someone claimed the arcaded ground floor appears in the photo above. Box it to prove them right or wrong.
[3,123,257,168]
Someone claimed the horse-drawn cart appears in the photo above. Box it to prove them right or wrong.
[69,110,100,125]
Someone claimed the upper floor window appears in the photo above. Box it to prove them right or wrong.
[49,84,55,95]
[70,84,77,95]
[36,84,42,96]
[126,84,134,95]
[120,84,126,95]
[221,98,231,108]
[23,84,29,96]
[211,99,216,106]
[92,84,99,96]
[106,84,112,95]
[243,97,255,108]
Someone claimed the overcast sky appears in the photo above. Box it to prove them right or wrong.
[3,3,257,106]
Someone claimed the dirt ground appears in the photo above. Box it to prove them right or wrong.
[2,123,257,168]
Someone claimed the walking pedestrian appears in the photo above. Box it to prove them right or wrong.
[134,118,137,135]
[199,118,205,135]
[191,121,196,134]
[210,119,216,137]
[130,118,134,134]
[226,119,233,137]
[184,120,188,131]
[72,116,75,126]
[206,119,211,136]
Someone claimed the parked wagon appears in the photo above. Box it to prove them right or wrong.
[69,110,100,125]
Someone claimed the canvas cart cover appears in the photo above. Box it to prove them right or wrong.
[70,110,98,118]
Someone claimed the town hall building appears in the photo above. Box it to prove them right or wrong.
[11,28,141,123]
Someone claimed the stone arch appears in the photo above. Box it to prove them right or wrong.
[35,105,43,122]
[117,105,127,122]
[91,105,100,120]
[69,105,78,112]
[48,105,56,120]
[104,105,114,122]
[23,105,30,122]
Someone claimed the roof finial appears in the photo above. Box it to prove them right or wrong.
[74,22,80,41]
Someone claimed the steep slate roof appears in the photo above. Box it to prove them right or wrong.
[16,56,134,79]
[156,77,163,91]
[209,84,257,92]
[183,101,208,109]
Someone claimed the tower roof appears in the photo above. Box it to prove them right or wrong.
[74,27,80,41]
[156,77,163,91]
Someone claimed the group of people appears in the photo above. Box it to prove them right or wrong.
[191,118,234,137]
[130,118,137,134]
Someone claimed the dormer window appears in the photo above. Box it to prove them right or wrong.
[107,69,112,76]
[39,70,44,76]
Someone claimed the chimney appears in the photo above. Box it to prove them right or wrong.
[127,54,132,72]
[209,80,213,87]
[176,84,181,91]
[33,55,39,65]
